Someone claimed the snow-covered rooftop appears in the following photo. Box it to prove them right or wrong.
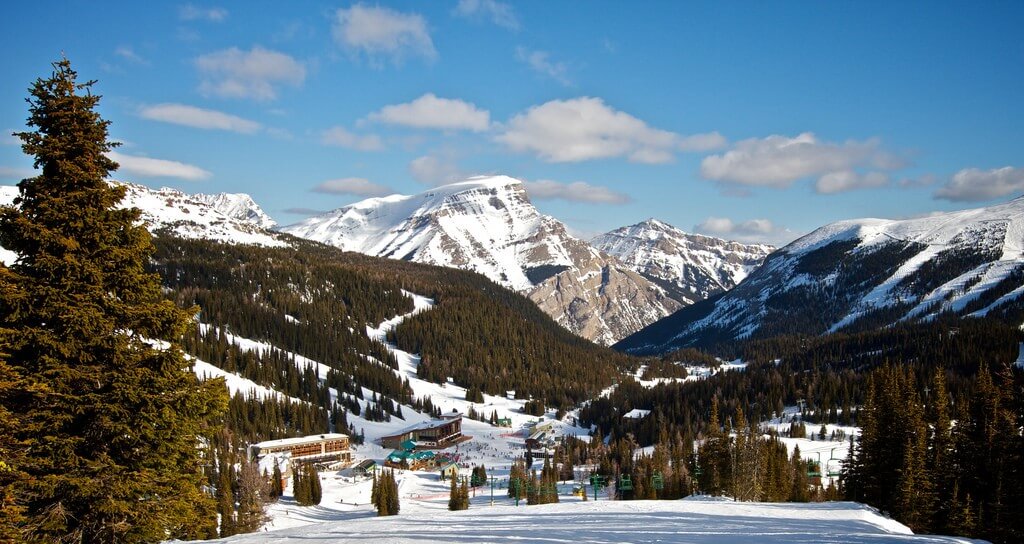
[253,433,349,450]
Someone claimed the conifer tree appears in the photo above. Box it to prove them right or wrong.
[310,466,323,505]
[385,469,400,515]
[294,464,310,506]
[448,475,461,511]
[270,459,284,501]
[459,477,471,509]
[0,346,26,541]
[235,459,269,533]
[0,58,227,542]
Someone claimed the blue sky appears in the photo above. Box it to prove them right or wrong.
[2,1,1022,245]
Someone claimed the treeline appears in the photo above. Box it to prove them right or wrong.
[586,318,1021,446]
[153,235,639,428]
[846,363,1024,543]
[389,293,636,408]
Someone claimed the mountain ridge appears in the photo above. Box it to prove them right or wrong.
[592,218,774,304]
[280,176,688,344]
[616,195,1024,354]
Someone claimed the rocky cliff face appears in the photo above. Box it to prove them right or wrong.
[592,219,774,304]
[281,176,685,344]
[527,251,684,346]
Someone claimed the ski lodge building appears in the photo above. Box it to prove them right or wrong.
[249,433,352,467]
[379,415,464,450]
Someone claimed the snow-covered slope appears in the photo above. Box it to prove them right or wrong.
[281,176,684,344]
[617,196,1024,353]
[192,191,276,230]
[0,182,286,252]
[192,496,975,544]
[592,219,774,303]
[281,176,589,291]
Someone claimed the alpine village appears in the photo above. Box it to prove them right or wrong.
[1,3,1023,544]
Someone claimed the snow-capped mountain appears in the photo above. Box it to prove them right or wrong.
[281,176,588,291]
[592,219,774,304]
[281,176,684,344]
[617,196,1024,354]
[192,191,277,230]
[0,182,286,252]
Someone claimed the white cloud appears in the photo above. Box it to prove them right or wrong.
[678,132,727,152]
[114,45,148,65]
[196,46,305,101]
[935,166,1024,202]
[107,151,211,181]
[453,0,519,30]
[367,94,490,132]
[408,155,468,185]
[700,132,903,188]
[333,4,436,66]
[815,170,890,194]
[139,103,261,134]
[515,47,570,86]
[312,177,394,197]
[179,4,228,22]
[320,127,384,151]
[523,179,631,205]
[696,216,793,246]
[497,97,724,163]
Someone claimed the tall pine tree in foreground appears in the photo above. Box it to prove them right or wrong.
[0,58,227,543]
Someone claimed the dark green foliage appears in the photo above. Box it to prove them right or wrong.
[448,476,470,510]
[270,460,284,501]
[508,459,528,500]
[523,399,546,416]
[846,362,1024,543]
[465,385,485,403]
[372,469,400,516]
[0,345,27,540]
[898,239,1003,297]
[293,464,322,506]
[471,465,488,487]
[386,274,637,409]
[589,319,1020,448]
[153,235,639,434]
[0,58,226,543]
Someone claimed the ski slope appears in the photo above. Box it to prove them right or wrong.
[189,496,978,543]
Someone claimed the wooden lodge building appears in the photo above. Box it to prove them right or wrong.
[249,433,352,468]
[380,416,463,450]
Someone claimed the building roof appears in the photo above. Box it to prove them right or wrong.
[623,409,652,420]
[381,417,462,440]
[253,433,349,450]
[355,459,377,469]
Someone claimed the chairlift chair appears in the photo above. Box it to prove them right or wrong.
[652,472,664,491]
[618,474,633,491]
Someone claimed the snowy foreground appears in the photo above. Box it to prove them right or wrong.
[191,497,980,544]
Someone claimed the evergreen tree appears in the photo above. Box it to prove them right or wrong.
[293,464,310,506]
[448,475,462,511]
[0,345,27,541]
[310,466,323,505]
[0,58,226,542]
[235,459,269,533]
[459,477,471,509]
[270,459,284,501]
[385,470,400,516]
